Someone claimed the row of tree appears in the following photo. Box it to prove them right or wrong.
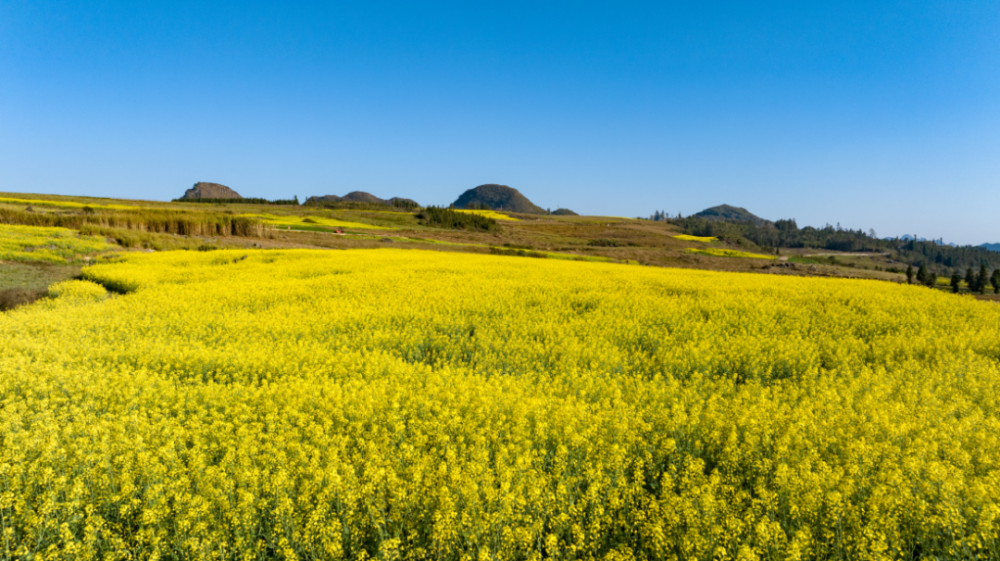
[417,206,498,231]
[174,196,300,205]
[950,265,1000,294]
[667,215,1000,274]
[905,264,938,288]
[908,263,1000,294]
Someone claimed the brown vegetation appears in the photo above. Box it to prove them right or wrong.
[0,207,268,237]
[0,287,48,311]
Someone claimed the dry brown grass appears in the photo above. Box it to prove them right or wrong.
[0,287,48,311]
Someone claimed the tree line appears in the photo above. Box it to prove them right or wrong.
[173,196,300,205]
[417,207,498,231]
[941,265,1000,294]
[664,215,1000,274]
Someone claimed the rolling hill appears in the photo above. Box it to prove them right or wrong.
[305,192,419,208]
[691,204,769,225]
[452,184,546,214]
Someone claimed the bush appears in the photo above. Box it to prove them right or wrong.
[588,238,624,247]
[173,197,299,205]
[417,207,497,231]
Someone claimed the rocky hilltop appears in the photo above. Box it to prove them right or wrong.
[180,182,242,200]
[452,184,545,214]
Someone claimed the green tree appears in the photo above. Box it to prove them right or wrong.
[916,265,927,285]
[906,264,914,284]
[951,271,962,293]
[924,272,937,288]
[993,269,1000,294]
[978,264,989,294]
[966,267,976,291]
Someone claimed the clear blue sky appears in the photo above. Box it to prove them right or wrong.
[2,1,998,244]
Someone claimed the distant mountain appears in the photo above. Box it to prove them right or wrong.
[305,192,419,209]
[452,184,545,214]
[691,204,769,226]
[551,208,578,216]
[981,243,1000,252]
[340,191,385,204]
[307,191,383,204]
[388,197,419,208]
[899,235,928,242]
[180,182,242,199]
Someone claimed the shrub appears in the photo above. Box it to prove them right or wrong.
[588,238,625,247]
[172,197,300,205]
[416,206,497,231]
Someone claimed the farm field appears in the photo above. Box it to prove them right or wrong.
[2,247,1000,559]
[8,190,989,286]
[0,224,118,263]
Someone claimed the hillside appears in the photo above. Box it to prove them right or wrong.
[179,182,242,199]
[452,184,545,214]
[4,189,998,298]
[692,204,769,225]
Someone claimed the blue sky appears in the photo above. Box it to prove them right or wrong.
[2,1,998,244]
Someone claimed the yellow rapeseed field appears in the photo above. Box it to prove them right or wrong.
[2,248,1000,560]
[453,209,520,221]
[0,196,137,211]
[248,214,394,231]
[687,247,777,260]
[672,235,718,243]
[0,223,118,263]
